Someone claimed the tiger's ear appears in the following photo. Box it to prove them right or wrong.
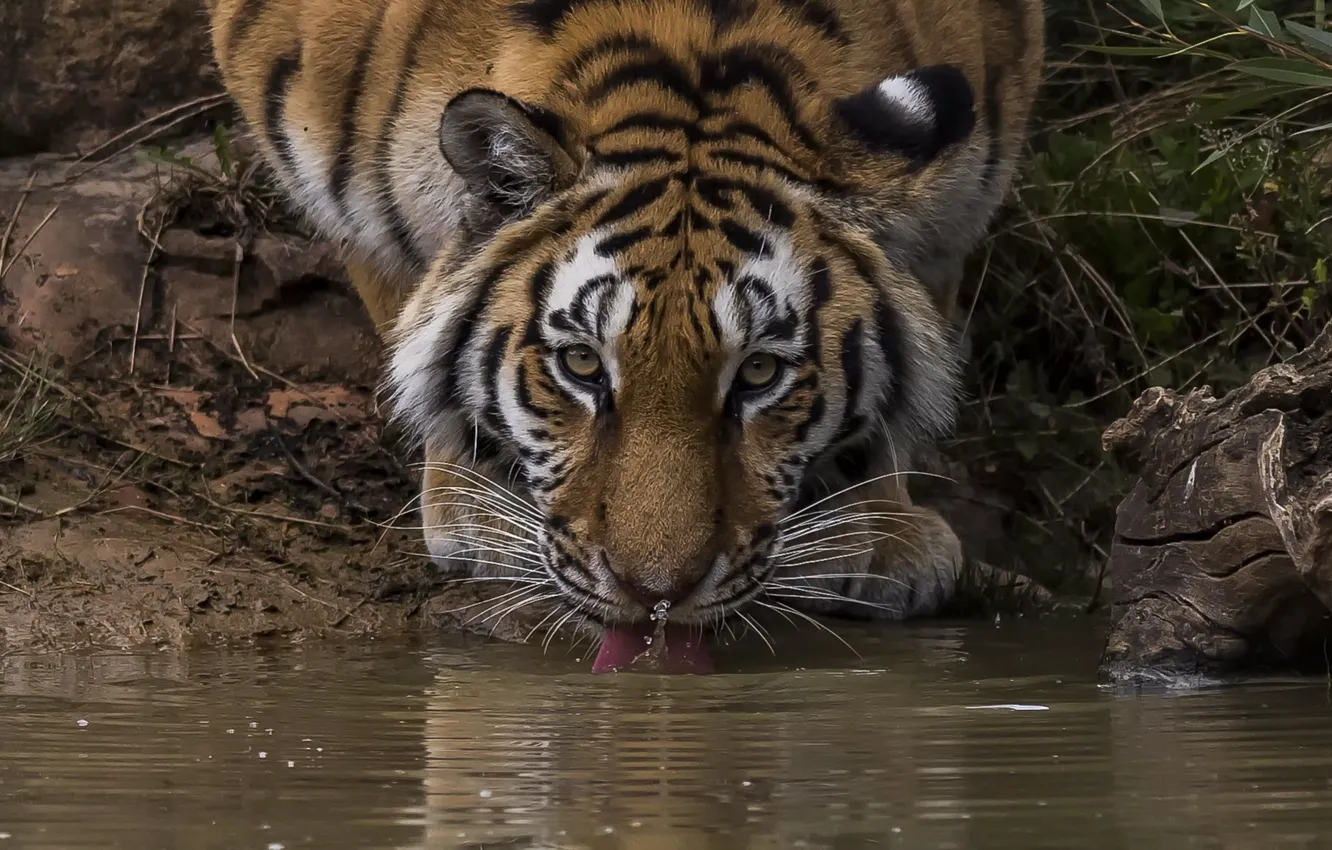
[834,65,976,164]
[439,89,578,217]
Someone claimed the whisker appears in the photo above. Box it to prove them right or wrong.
[736,611,776,657]
[764,588,903,614]
[417,461,543,520]
[488,592,562,636]
[421,534,543,564]
[424,518,541,548]
[753,600,862,659]
[542,608,583,653]
[769,550,877,570]
[780,471,951,525]
[778,513,914,543]
[429,553,547,573]
[417,491,543,531]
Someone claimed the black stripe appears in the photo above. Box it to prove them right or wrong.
[512,0,585,37]
[707,0,757,32]
[330,4,389,215]
[719,219,769,257]
[223,0,269,65]
[590,147,684,168]
[595,226,653,256]
[374,3,449,269]
[263,52,302,177]
[809,258,832,306]
[776,0,850,45]
[515,361,552,420]
[698,47,823,153]
[837,320,866,440]
[873,298,907,408]
[595,177,671,227]
[736,273,777,317]
[708,149,814,188]
[439,264,509,406]
[522,262,555,347]
[735,184,795,228]
[559,33,664,82]
[596,112,699,142]
[481,326,514,438]
[586,58,706,114]
[794,394,826,442]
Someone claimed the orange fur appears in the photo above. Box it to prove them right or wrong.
[208,0,1045,632]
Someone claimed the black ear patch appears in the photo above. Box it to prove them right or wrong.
[438,88,576,218]
[835,65,976,163]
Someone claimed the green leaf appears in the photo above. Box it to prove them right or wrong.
[1285,19,1332,56]
[1236,0,1256,9]
[1137,0,1166,22]
[1079,44,1186,56]
[1227,57,1332,87]
[1246,6,1288,40]
[1186,84,1298,124]
[1293,119,1332,136]
[212,125,233,180]
[1158,206,1200,226]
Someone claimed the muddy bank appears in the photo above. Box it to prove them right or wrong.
[0,142,592,653]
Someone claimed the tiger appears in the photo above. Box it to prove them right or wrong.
[207,0,1045,671]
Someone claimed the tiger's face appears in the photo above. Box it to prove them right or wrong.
[388,75,967,632]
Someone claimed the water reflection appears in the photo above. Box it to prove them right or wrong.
[2,623,1332,850]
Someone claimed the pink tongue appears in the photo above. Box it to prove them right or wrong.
[591,622,713,674]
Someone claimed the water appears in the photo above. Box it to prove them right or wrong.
[3,620,1332,849]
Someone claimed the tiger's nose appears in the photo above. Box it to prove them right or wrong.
[616,575,699,608]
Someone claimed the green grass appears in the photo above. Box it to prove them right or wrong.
[950,0,1332,600]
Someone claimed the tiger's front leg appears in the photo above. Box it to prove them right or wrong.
[418,454,545,575]
[767,472,962,622]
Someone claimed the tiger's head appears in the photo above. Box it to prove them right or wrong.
[386,58,976,636]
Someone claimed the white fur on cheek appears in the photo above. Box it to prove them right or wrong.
[386,277,468,440]
[877,75,934,124]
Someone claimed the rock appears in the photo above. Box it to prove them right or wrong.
[0,0,222,156]
[1097,326,1332,685]
[0,141,381,385]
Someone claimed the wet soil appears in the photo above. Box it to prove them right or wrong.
[0,140,585,653]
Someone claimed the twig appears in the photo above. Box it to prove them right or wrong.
[130,215,167,374]
[0,203,59,286]
[0,579,33,598]
[227,240,260,380]
[0,492,45,517]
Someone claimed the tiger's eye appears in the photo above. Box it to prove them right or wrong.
[560,345,604,382]
[737,352,781,391]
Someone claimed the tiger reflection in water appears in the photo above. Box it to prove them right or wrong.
[400,645,971,850]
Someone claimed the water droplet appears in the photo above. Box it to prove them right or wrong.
[258,751,267,759]
[651,599,671,621]
[478,789,492,799]
[75,719,88,728]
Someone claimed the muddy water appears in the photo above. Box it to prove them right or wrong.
[3,622,1332,850]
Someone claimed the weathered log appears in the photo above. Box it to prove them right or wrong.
[1098,325,1332,684]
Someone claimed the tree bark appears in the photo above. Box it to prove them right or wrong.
[1098,326,1332,684]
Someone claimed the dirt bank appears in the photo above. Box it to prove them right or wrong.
[0,141,598,653]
